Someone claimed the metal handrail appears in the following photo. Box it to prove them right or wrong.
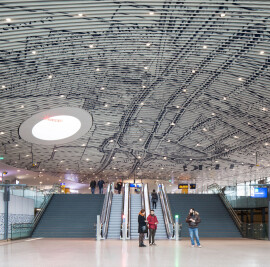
[207,183,243,235]
[162,185,174,225]
[127,185,131,239]
[159,188,171,239]
[103,189,113,239]
[120,185,125,238]
[100,184,112,238]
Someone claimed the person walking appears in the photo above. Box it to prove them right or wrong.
[90,180,96,194]
[138,209,147,247]
[147,209,158,245]
[151,189,158,209]
[97,179,105,194]
[186,208,201,248]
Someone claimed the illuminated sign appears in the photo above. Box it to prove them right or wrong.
[178,184,188,189]
[190,184,196,189]
[251,187,268,198]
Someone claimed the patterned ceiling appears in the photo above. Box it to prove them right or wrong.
[1,0,270,185]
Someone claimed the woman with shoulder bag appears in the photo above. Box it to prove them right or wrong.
[138,209,147,247]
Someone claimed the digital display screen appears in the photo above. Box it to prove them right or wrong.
[251,187,268,198]
[129,183,136,187]
[178,184,188,189]
[190,184,196,189]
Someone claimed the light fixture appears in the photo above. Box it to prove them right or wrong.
[211,112,215,116]
[5,18,12,22]
[20,105,24,108]
[31,50,37,55]
[140,102,144,105]
[163,157,167,160]
[167,140,171,142]
[81,144,86,146]
[109,139,114,143]
[260,51,265,55]
[86,158,90,161]
[262,107,268,111]
[203,45,207,49]
[203,128,207,132]
[78,13,83,17]
[223,97,227,100]
[19,107,92,145]
[1,85,6,89]
[220,13,226,17]
[60,95,65,98]
[139,138,143,141]
[0,132,4,135]
[192,69,196,73]
[183,89,187,92]
[48,75,53,79]
[233,135,239,139]
[96,68,100,71]
[176,105,180,109]
[139,120,143,123]
[101,87,105,90]
[265,143,269,146]
[146,43,151,46]
[89,44,94,48]
[149,11,155,15]
[144,66,148,70]
[104,104,108,107]
[106,122,111,125]
[238,77,243,81]
[171,122,175,126]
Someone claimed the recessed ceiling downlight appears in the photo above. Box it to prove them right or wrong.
[19,107,92,145]
[32,115,81,141]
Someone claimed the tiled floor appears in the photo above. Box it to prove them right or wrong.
[0,238,270,267]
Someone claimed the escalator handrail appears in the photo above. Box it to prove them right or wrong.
[120,184,125,238]
[162,185,174,224]
[159,188,171,239]
[127,185,131,239]
[102,186,113,239]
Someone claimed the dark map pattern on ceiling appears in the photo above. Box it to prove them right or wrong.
[1,1,270,183]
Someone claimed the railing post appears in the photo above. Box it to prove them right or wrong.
[96,215,101,241]
[175,215,179,241]
[122,215,126,241]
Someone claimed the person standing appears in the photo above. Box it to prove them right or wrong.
[151,189,158,209]
[147,210,158,245]
[186,208,201,248]
[97,179,105,194]
[90,180,96,194]
[138,209,147,247]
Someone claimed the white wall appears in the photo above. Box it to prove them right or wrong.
[0,192,34,239]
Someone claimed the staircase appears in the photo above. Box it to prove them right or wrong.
[150,194,167,239]
[107,194,122,239]
[130,194,141,239]
[32,194,104,238]
[167,194,242,238]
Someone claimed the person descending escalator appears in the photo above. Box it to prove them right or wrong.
[151,189,158,209]
[116,181,123,194]
[97,178,105,194]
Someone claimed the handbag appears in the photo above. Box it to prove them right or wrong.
[141,225,148,233]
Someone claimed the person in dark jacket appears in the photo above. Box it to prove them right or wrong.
[90,180,96,194]
[186,208,201,248]
[97,179,105,194]
[151,189,158,209]
[116,181,123,194]
[138,209,147,247]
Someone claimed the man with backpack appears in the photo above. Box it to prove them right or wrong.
[151,189,158,209]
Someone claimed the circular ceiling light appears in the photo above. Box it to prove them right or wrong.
[19,107,92,145]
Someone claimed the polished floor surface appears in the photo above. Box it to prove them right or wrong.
[0,238,270,267]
